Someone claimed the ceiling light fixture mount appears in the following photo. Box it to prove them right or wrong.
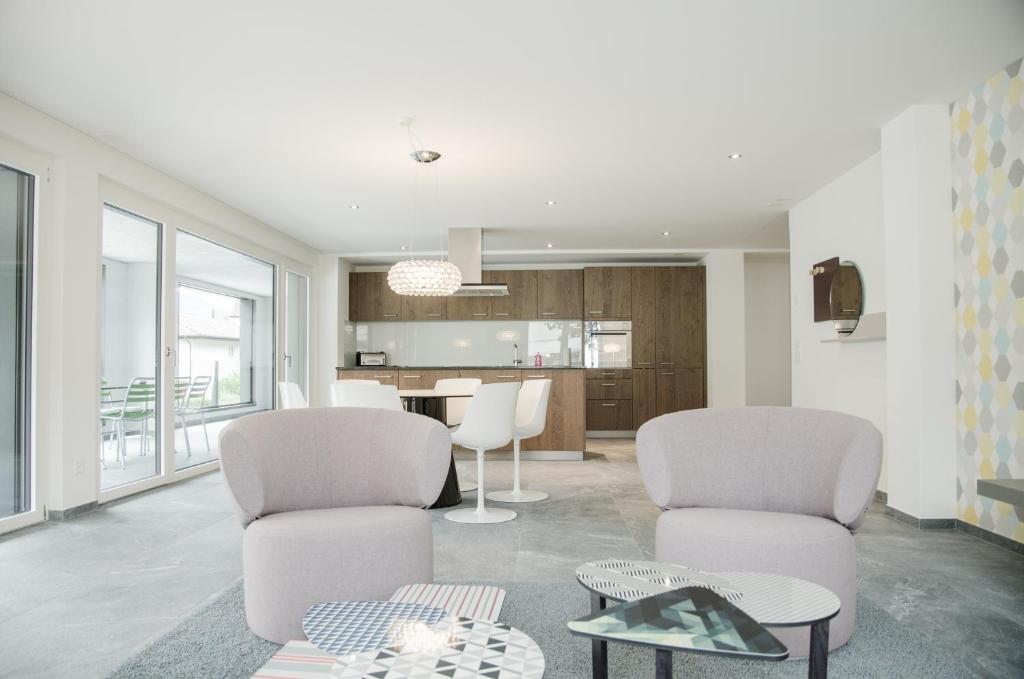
[545,200,557,206]
[546,243,554,248]
[728,153,743,160]
[662,231,671,236]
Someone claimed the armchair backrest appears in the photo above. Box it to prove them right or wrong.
[636,406,882,527]
[219,407,451,526]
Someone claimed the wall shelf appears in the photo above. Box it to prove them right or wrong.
[820,311,886,343]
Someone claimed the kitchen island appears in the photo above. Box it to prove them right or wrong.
[336,366,586,458]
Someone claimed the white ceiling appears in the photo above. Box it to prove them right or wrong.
[2,1,1023,258]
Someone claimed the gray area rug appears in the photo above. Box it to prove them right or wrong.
[107,580,973,679]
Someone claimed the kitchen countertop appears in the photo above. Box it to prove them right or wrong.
[338,365,585,370]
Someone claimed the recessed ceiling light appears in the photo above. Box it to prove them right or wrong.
[400,245,407,251]
[662,231,671,236]
[545,200,557,206]
[546,243,554,248]
[727,153,742,160]
[349,204,359,209]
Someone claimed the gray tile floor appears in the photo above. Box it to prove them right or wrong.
[0,438,1021,678]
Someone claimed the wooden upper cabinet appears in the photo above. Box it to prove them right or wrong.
[352,272,402,321]
[630,267,657,368]
[487,270,538,320]
[401,295,447,321]
[584,267,631,319]
[537,269,583,319]
[655,267,706,369]
[446,294,490,320]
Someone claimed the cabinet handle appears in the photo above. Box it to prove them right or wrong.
[602,383,616,386]
[541,311,556,315]
[526,374,548,378]
[601,372,615,376]
[404,375,421,379]
[494,312,510,316]
[373,375,394,379]
[383,314,398,318]
[636,361,652,365]
[659,372,676,376]
[472,312,488,316]
[427,313,442,317]
[660,362,674,365]
[588,310,604,314]
[496,375,517,379]
[601,403,617,407]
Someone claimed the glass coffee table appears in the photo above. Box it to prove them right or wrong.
[568,586,788,679]
[575,559,840,679]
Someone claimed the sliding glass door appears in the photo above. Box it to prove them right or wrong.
[174,230,275,470]
[99,205,162,490]
[0,164,33,520]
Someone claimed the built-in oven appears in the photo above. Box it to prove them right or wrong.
[356,351,387,367]
[584,320,632,368]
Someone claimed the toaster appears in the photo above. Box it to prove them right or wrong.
[356,351,387,367]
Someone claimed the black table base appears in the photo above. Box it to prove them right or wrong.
[402,395,462,509]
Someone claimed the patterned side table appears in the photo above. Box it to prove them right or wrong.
[330,616,544,679]
[302,601,448,656]
[574,560,840,679]
[390,583,506,623]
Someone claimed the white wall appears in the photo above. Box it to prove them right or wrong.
[704,251,747,407]
[789,153,888,491]
[744,253,791,406]
[0,92,321,517]
[881,105,957,520]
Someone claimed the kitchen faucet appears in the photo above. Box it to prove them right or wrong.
[512,343,523,366]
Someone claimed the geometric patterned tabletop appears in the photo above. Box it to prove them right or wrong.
[329,616,545,679]
[303,601,449,657]
[390,584,506,623]
[568,586,788,660]
[714,571,840,627]
[576,559,743,603]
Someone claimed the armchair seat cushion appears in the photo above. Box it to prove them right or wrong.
[656,507,855,656]
[243,506,433,643]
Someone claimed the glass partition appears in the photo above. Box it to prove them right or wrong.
[175,230,274,470]
[99,205,162,490]
[0,164,33,519]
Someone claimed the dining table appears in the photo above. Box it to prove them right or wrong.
[397,388,474,509]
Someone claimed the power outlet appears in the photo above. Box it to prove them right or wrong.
[74,460,85,475]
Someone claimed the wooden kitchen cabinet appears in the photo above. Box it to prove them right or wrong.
[336,368,399,386]
[630,267,657,368]
[458,369,523,384]
[521,369,586,452]
[487,270,538,320]
[350,272,402,321]
[401,295,447,321]
[655,368,705,416]
[398,369,461,390]
[586,399,633,430]
[537,269,583,319]
[445,294,491,321]
[655,267,706,369]
[584,267,631,319]
[632,368,657,428]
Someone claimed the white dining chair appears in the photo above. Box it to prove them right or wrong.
[433,378,482,427]
[330,382,403,410]
[445,382,519,524]
[486,378,551,503]
[278,382,307,409]
[435,377,483,492]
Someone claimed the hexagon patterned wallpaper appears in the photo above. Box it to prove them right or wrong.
[952,57,1024,543]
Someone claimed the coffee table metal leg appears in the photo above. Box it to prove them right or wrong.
[655,649,672,679]
[808,619,829,679]
[590,593,607,679]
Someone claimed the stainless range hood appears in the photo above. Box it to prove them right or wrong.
[447,227,509,297]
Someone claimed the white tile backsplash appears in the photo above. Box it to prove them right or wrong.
[352,320,583,367]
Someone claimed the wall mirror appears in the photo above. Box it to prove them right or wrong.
[811,257,863,335]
